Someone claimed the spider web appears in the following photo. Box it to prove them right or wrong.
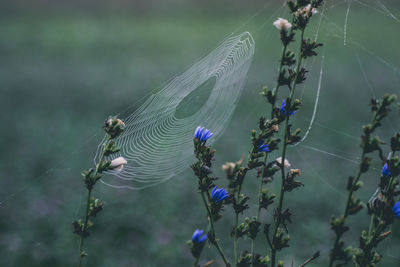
[97,32,255,189]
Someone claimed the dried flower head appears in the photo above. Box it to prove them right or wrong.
[104,117,125,138]
[304,4,318,14]
[273,18,292,32]
[111,156,128,171]
[222,162,236,174]
[222,157,244,176]
[290,169,301,176]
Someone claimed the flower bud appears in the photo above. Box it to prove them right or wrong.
[273,18,292,32]
[110,156,127,171]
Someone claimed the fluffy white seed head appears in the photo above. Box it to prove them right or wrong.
[304,4,318,14]
[276,157,291,168]
[273,18,292,32]
[111,156,128,171]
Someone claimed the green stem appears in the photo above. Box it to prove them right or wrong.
[368,214,375,238]
[233,184,242,267]
[78,189,92,267]
[200,192,230,267]
[250,154,269,267]
[194,258,199,267]
[328,113,379,267]
[328,150,365,267]
[77,136,110,267]
[271,29,305,267]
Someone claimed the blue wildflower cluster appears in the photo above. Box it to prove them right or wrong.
[280,99,296,116]
[211,186,229,203]
[393,201,400,219]
[382,162,391,177]
[192,229,208,244]
[188,229,208,261]
[194,126,213,142]
[258,141,270,152]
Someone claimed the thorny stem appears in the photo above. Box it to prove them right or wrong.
[78,136,110,267]
[328,112,378,267]
[270,29,305,267]
[201,192,230,267]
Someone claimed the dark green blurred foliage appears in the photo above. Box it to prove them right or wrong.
[1,0,400,266]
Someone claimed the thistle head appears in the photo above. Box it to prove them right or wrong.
[211,186,229,203]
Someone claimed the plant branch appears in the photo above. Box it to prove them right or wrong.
[270,28,305,267]
[201,192,230,267]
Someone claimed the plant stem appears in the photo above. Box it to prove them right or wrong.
[328,150,365,267]
[233,184,243,267]
[368,214,375,238]
[78,189,92,267]
[250,154,269,267]
[77,136,110,267]
[328,112,379,267]
[270,29,305,267]
[271,27,294,111]
[200,192,230,267]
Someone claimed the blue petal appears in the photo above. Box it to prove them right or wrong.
[199,234,208,243]
[382,163,391,176]
[281,99,286,110]
[194,126,203,139]
[212,186,217,196]
[393,202,400,218]
[192,229,203,242]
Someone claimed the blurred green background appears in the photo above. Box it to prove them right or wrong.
[1,0,400,266]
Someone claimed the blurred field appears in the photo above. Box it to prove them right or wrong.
[1,0,400,266]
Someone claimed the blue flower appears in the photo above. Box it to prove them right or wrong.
[211,186,229,202]
[382,163,391,177]
[194,126,214,142]
[258,141,270,152]
[192,229,208,244]
[393,201,400,218]
[280,99,296,116]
